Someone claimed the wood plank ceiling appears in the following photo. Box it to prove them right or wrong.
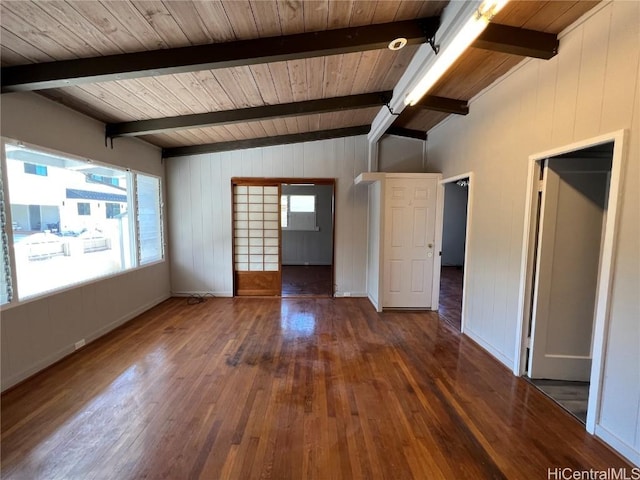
[0,1,599,152]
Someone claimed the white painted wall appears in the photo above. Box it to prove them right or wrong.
[166,136,369,297]
[378,135,426,172]
[0,92,171,391]
[426,1,640,464]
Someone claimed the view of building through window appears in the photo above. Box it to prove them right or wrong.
[2,142,163,301]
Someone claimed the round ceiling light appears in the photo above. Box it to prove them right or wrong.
[388,37,408,51]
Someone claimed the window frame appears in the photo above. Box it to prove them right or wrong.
[0,137,165,311]
[24,163,48,176]
[280,194,318,231]
[0,146,17,306]
[77,202,91,216]
[135,172,165,266]
[105,202,122,219]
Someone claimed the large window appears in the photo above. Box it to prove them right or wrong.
[1,140,164,303]
[281,194,317,231]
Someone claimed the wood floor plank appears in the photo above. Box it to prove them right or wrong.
[1,297,632,479]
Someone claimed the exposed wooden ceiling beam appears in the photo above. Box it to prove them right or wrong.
[384,127,427,141]
[1,17,440,93]
[162,126,371,158]
[473,23,559,60]
[107,92,392,138]
[413,96,469,115]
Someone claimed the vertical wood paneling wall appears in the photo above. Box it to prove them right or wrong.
[427,1,639,463]
[378,135,426,172]
[0,93,171,391]
[166,136,369,297]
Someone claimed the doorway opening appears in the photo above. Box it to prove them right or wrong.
[280,183,335,297]
[439,177,470,331]
[232,178,336,297]
[518,132,625,431]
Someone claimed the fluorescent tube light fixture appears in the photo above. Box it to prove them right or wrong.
[404,0,510,106]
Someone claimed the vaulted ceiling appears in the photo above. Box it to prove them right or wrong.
[0,1,599,156]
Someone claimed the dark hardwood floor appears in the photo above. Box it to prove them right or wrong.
[439,266,463,330]
[282,265,333,297]
[529,378,590,424]
[1,298,630,479]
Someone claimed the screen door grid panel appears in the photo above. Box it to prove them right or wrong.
[234,185,280,272]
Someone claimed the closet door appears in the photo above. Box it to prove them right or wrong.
[233,182,281,296]
[383,177,437,308]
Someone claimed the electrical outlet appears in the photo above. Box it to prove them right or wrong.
[74,339,86,350]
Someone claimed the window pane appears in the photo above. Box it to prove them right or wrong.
[5,144,131,299]
[24,163,48,176]
[136,174,163,265]
[284,194,316,231]
[106,202,121,219]
[77,202,91,216]
[290,195,315,212]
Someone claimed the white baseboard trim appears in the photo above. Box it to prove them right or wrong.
[334,292,368,298]
[86,293,171,343]
[172,291,367,299]
[1,293,171,392]
[463,328,513,370]
[1,344,75,393]
[367,294,380,312]
[595,425,640,467]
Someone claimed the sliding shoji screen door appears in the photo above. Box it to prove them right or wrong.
[232,180,281,296]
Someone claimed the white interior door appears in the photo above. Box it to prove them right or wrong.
[529,160,609,381]
[383,178,437,308]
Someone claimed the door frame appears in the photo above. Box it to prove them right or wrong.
[231,177,336,297]
[513,129,628,434]
[438,172,474,333]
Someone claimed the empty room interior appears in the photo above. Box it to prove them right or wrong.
[0,1,638,478]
